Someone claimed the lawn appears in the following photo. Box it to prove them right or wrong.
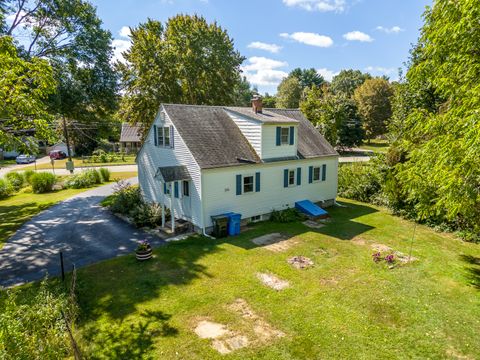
[0,171,137,248]
[19,199,478,359]
[359,139,390,153]
[0,159,16,167]
[17,155,136,171]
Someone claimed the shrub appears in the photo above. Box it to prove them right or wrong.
[270,208,304,223]
[108,181,142,215]
[129,202,163,227]
[30,172,56,193]
[5,172,24,191]
[338,160,386,204]
[99,168,110,182]
[65,169,103,189]
[23,170,35,185]
[0,178,14,199]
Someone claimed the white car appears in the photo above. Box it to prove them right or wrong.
[15,154,36,164]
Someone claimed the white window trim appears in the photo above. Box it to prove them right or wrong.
[156,125,172,148]
[288,169,296,187]
[312,166,321,183]
[243,174,255,194]
[182,180,190,197]
[280,127,290,145]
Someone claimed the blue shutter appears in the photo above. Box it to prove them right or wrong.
[153,125,158,146]
[297,167,301,185]
[170,126,174,148]
[163,182,167,194]
[289,126,294,145]
[174,181,179,198]
[284,169,289,188]
[276,127,281,146]
[308,166,313,183]
[255,172,260,192]
[236,175,242,195]
[322,164,327,181]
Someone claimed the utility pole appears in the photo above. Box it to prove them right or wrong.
[62,117,74,174]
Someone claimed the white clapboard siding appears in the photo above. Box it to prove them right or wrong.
[261,124,298,159]
[201,156,338,227]
[225,110,263,158]
[137,106,202,227]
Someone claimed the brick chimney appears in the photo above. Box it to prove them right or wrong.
[251,95,263,114]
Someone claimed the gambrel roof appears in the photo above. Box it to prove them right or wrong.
[161,104,338,169]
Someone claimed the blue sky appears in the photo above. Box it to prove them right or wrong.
[90,0,432,94]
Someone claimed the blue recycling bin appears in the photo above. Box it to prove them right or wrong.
[227,213,242,236]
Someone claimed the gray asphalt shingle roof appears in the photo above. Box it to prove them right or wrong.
[161,104,337,169]
[120,123,141,142]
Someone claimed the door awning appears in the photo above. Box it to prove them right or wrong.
[155,165,191,182]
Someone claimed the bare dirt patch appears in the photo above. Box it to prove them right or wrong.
[319,277,339,286]
[194,320,248,354]
[194,320,229,339]
[251,233,298,252]
[228,298,285,343]
[351,236,367,246]
[371,243,418,265]
[288,256,314,269]
[257,272,290,291]
[371,243,393,252]
[302,219,325,229]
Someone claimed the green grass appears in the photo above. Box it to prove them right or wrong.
[359,139,390,153]
[0,171,137,248]
[16,198,479,359]
[17,155,136,171]
[0,159,16,167]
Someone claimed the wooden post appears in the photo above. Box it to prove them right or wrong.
[161,202,165,228]
[170,183,175,233]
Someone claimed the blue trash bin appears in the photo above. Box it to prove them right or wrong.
[227,213,242,236]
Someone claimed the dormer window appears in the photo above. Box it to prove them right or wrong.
[154,125,173,148]
[281,127,290,145]
[276,126,295,146]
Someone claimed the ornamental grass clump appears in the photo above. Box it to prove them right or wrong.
[30,172,56,193]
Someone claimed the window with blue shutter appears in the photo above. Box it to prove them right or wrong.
[153,125,158,146]
[297,167,301,185]
[322,164,327,181]
[174,181,179,198]
[255,172,260,192]
[308,166,313,183]
[276,127,281,146]
[284,169,289,188]
[236,175,242,195]
[289,126,295,145]
[163,182,167,194]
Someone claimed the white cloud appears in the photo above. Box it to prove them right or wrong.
[283,0,346,12]
[280,32,333,47]
[376,26,404,34]
[365,66,396,77]
[247,41,282,54]
[112,39,131,63]
[317,68,338,82]
[343,31,373,42]
[119,26,131,38]
[241,56,289,86]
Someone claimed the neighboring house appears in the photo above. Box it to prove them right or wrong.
[46,142,75,156]
[120,123,142,154]
[137,99,339,234]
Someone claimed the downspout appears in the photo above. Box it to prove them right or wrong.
[200,171,215,239]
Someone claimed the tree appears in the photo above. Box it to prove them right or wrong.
[388,0,480,240]
[331,69,371,97]
[276,76,303,109]
[232,76,254,106]
[3,0,119,155]
[0,36,56,153]
[120,15,245,132]
[353,78,393,140]
[262,93,276,108]
[300,85,363,147]
[290,68,325,88]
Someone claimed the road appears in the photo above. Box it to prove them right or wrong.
[0,178,165,287]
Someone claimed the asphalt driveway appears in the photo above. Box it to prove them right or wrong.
[0,178,166,287]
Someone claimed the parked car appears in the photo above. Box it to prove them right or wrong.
[49,150,67,160]
[15,154,36,164]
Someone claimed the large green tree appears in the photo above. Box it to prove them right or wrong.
[276,76,303,109]
[389,0,480,240]
[3,0,119,155]
[119,15,245,132]
[0,36,56,153]
[331,69,371,97]
[353,78,394,140]
[290,68,325,88]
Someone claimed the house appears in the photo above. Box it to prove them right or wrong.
[137,98,339,234]
[120,123,142,153]
[46,142,75,156]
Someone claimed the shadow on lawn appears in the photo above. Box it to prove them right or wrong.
[315,200,377,240]
[460,254,480,290]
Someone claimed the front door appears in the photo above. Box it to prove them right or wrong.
[181,180,191,219]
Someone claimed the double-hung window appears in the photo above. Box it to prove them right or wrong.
[164,127,170,147]
[182,180,189,197]
[281,127,290,145]
[156,126,171,148]
[288,169,295,186]
[313,166,321,182]
[243,175,254,193]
